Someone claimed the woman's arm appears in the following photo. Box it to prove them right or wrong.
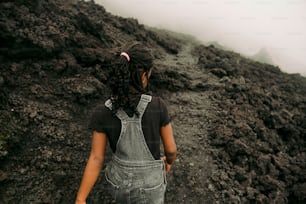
[161,123,177,174]
[75,131,107,204]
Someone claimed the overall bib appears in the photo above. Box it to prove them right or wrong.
[104,94,167,204]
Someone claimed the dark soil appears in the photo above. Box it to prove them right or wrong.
[0,0,306,203]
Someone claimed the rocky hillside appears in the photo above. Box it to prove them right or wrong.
[1,0,305,203]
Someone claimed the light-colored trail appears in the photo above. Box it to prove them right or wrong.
[155,43,219,203]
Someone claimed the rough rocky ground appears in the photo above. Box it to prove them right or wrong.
[1,0,306,203]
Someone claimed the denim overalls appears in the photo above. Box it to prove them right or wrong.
[104,94,167,204]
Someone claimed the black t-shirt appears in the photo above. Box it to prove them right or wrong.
[89,96,171,160]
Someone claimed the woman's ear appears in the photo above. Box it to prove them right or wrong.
[141,71,148,88]
[141,71,146,81]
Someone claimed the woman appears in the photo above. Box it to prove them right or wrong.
[75,42,177,204]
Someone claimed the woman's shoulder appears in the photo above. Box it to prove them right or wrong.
[148,95,171,125]
[91,101,113,116]
[151,95,166,103]
[149,95,168,109]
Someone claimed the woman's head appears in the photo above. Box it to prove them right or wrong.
[108,42,154,116]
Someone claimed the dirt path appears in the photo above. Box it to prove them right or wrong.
[155,43,218,203]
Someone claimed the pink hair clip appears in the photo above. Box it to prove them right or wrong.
[120,52,130,62]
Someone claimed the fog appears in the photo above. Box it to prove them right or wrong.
[95,0,306,76]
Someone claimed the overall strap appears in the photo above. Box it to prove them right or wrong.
[104,99,129,120]
[105,99,112,110]
[105,95,152,120]
[136,94,152,118]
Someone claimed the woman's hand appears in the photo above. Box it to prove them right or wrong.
[162,156,172,174]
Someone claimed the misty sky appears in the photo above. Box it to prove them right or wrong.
[95,0,306,75]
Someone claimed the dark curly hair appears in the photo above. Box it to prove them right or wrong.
[108,42,153,117]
